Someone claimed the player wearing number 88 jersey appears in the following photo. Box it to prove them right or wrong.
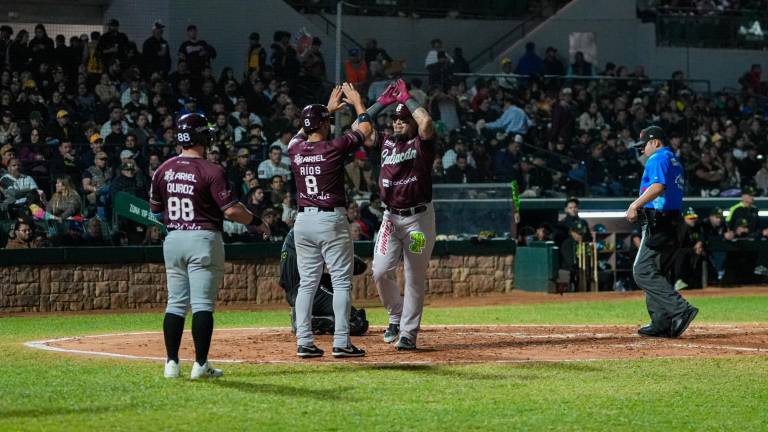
[150,113,269,379]
[288,83,373,358]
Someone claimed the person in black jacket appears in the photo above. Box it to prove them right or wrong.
[142,21,171,77]
[444,153,478,183]
[98,19,129,67]
[177,24,217,76]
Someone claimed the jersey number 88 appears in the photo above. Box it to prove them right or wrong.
[168,197,194,221]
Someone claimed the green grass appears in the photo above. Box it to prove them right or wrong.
[1,294,767,431]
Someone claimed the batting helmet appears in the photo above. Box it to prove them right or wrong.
[392,103,412,121]
[175,113,213,148]
[301,104,330,132]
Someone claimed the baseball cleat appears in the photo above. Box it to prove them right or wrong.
[383,323,400,343]
[395,336,416,351]
[332,345,366,358]
[190,361,223,380]
[164,360,180,378]
[297,344,324,358]
[669,306,699,338]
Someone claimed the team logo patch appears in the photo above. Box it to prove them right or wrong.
[281,251,288,261]
[408,231,426,254]
[164,169,175,182]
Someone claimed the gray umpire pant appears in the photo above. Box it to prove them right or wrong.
[633,222,691,327]
[293,208,354,349]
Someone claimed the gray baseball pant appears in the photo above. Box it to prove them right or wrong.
[163,230,225,317]
[373,204,436,342]
[293,209,354,348]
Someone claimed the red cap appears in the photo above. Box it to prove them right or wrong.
[354,150,367,160]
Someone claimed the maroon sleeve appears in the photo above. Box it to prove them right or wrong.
[209,165,238,211]
[149,169,163,213]
[332,129,365,152]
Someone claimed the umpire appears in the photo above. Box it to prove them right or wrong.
[626,126,698,338]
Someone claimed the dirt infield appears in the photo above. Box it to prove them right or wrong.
[26,324,768,365]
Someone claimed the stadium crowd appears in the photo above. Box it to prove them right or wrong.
[0,18,766,249]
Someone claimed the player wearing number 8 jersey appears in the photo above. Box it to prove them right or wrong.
[150,113,268,379]
[361,79,436,351]
[288,83,373,358]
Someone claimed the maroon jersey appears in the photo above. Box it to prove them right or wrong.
[150,156,237,231]
[289,129,365,208]
[375,132,435,208]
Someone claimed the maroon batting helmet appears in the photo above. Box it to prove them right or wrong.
[392,103,413,121]
[175,113,213,148]
[301,104,330,132]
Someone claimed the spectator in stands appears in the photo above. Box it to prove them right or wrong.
[47,110,76,142]
[739,64,764,95]
[444,153,478,183]
[480,97,530,136]
[4,219,43,249]
[432,156,445,183]
[578,102,606,132]
[0,25,12,70]
[257,145,291,181]
[345,150,373,197]
[266,175,287,206]
[516,156,553,197]
[8,30,30,72]
[347,201,371,240]
[206,145,222,166]
[360,193,383,233]
[693,152,725,196]
[29,24,54,69]
[549,87,576,147]
[246,32,267,78]
[47,174,81,221]
[178,24,217,76]
[82,151,113,212]
[95,73,119,105]
[424,38,451,68]
[0,158,39,211]
[261,207,288,240]
[442,138,473,170]
[244,186,269,216]
[100,106,128,138]
[453,47,470,76]
[111,160,147,201]
[0,144,14,173]
[344,48,368,88]
[142,21,171,77]
[81,218,109,246]
[0,110,21,145]
[142,224,164,246]
[428,51,453,88]
[754,157,768,195]
[567,52,593,76]
[98,19,129,67]
[702,207,728,282]
[515,42,544,77]
[105,120,127,148]
[129,114,154,146]
[50,140,82,184]
[493,135,523,181]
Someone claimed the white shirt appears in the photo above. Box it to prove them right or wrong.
[1,173,38,204]
[257,159,292,180]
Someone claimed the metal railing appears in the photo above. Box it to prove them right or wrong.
[286,0,533,19]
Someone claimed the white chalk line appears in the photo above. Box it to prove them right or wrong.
[23,324,768,365]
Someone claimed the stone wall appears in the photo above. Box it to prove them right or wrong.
[0,255,514,313]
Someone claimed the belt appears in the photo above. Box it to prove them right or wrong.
[385,204,428,217]
[641,209,681,217]
[298,206,335,213]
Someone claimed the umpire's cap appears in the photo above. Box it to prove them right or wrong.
[632,125,666,148]
[301,104,330,132]
[176,113,214,148]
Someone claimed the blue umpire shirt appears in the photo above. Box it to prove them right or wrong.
[639,146,684,211]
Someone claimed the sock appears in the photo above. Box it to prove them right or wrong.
[192,311,214,365]
[163,313,185,363]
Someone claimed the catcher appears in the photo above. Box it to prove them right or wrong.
[279,228,369,336]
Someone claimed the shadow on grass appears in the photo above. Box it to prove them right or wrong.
[0,404,134,419]
[210,379,352,401]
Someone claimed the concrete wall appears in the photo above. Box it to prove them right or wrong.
[480,0,763,91]
[0,255,514,313]
[0,1,105,25]
[306,14,522,74]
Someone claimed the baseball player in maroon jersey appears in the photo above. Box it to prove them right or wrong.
[150,113,268,379]
[289,83,373,358]
[362,79,436,350]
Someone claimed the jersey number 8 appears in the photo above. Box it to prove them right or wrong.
[305,175,318,194]
[168,197,194,221]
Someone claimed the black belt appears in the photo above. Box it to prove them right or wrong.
[298,206,335,213]
[641,209,681,218]
[385,205,428,217]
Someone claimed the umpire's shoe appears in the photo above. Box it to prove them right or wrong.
[164,360,180,378]
[332,345,366,358]
[669,306,699,338]
[297,344,324,358]
[637,324,670,338]
[395,336,416,351]
[383,323,400,343]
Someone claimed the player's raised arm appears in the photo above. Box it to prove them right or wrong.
[393,79,435,140]
[341,82,372,139]
[355,82,398,148]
